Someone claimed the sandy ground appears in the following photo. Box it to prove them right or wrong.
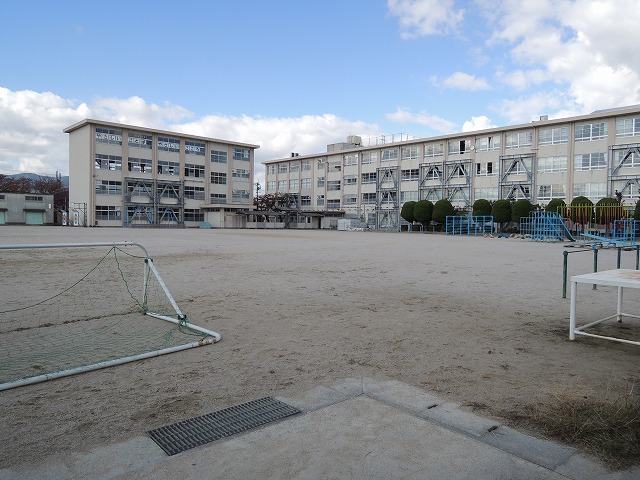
[0,226,639,469]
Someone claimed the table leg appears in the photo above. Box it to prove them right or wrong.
[570,281,577,340]
[617,286,623,323]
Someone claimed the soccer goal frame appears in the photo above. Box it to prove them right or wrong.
[0,241,220,391]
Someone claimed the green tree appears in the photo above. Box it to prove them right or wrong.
[491,199,512,231]
[413,200,434,228]
[400,201,417,224]
[545,198,566,214]
[472,199,492,217]
[432,199,455,224]
[512,199,534,223]
[569,196,594,225]
[595,197,623,224]
[634,199,640,221]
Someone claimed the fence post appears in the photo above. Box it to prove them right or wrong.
[563,250,568,299]
[593,248,598,290]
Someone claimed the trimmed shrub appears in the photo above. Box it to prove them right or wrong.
[545,198,566,214]
[413,200,434,227]
[472,199,492,217]
[512,199,534,223]
[634,199,640,221]
[569,196,594,225]
[432,199,455,224]
[595,197,623,224]
[491,199,512,230]
[400,201,417,224]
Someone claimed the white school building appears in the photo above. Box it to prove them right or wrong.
[263,105,640,230]
[64,119,259,228]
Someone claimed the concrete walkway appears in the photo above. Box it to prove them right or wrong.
[2,378,638,479]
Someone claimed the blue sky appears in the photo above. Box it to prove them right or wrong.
[1,0,639,184]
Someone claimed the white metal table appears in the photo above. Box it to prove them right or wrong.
[569,269,640,346]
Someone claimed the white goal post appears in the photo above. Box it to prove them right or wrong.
[0,242,220,391]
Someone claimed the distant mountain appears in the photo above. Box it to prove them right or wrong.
[6,173,69,187]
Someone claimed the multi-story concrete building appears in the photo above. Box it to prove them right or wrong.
[64,119,259,228]
[263,105,640,230]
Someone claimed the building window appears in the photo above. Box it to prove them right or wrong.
[327,180,341,191]
[574,152,606,171]
[128,131,152,149]
[328,160,341,171]
[616,117,640,137]
[344,154,358,166]
[361,152,377,164]
[128,157,152,173]
[184,209,204,222]
[475,162,494,176]
[211,172,227,184]
[184,140,205,156]
[573,182,606,200]
[474,187,499,200]
[158,184,179,199]
[317,158,325,170]
[277,180,287,190]
[401,191,418,202]
[25,195,44,202]
[301,178,312,189]
[95,205,121,221]
[327,199,341,209]
[343,194,357,205]
[157,136,180,153]
[505,130,532,149]
[317,194,325,206]
[267,181,276,191]
[614,149,640,167]
[289,179,299,190]
[211,150,228,164]
[184,186,205,200]
[233,168,250,180]
[424,142,444,157]
[233,148,250,161]
[537,184,566,201]
[301,160,311,171]
[210,193,226,204]
[95,180,122,195]
[158,160,180,175]
[538,127,568,145]
[401,169,419,181]
[232,189,250,203]
[575,122,608,142]
[317,176,325,188]
[301,195,311,206]
[362,172,377,184]
[475,136,501,152]
[362,192,376,204]
[448,139,469,155]
[290,162,300,173]
[537,156,567,173]
[95,127,122,145]
[278,163,288,174]
[381,148,398,162]
[95,154,122,170]
[344,174,358,185]
[401,146,419,160]
[185,163,205,178]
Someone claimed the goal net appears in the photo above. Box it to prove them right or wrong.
[0,242,220,391]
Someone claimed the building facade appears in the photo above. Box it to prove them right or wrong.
[263,105,640,230]
[0,193,55,225]
[64,119,259,228]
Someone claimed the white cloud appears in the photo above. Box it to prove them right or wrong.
[462,116,496,132]
[387,0,464,38]
[441,72,490,91]
[386,107,456,133]
[0,88,381,186]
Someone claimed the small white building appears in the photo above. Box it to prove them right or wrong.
[0,193,55,225]
[64,119,259,228]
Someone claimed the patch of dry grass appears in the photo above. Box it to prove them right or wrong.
[507,387,640,470]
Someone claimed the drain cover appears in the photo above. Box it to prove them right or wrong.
[148,397,301,455]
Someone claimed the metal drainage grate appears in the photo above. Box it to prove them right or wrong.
[147,397,301,455]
